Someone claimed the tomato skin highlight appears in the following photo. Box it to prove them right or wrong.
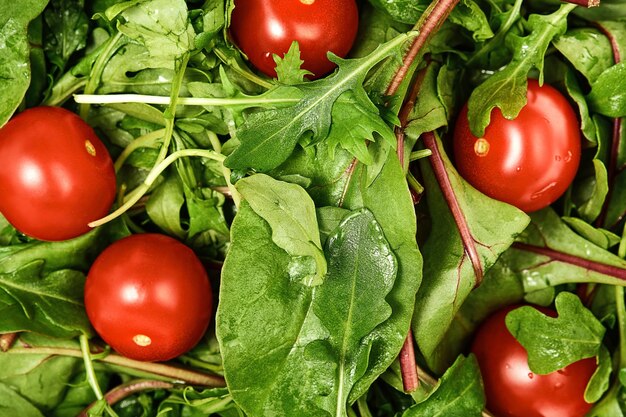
[471,305,597,417]
[453,80,581,212]
[0,106,116,241]
[229,0,359,78]
[84,234,213,362]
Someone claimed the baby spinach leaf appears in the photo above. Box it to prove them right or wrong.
[413,133,529,366]
[0,0,50,127]
[402,355,485,417]
[587,62,626,118]
[553,28,613,85]
[562,217,620,250]
[43,0,89,74]
[217,205,397,417]
[467,3,576,137]
[236,174,326,286]
[0,383,45,417]
[225,33,415,171]
[506,292,605,374]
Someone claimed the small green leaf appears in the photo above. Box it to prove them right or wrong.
[236,174,326,286]
[587,62,626,118]
[403,355,485,417]
[585,345,612,403]
[274,41,313,84]
[506,292,605,374]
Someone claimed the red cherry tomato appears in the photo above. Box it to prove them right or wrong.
[84,234,213,362]
[453,79,581,212]
[229,0,359,78]
[471,305,597,417]
[0,106,116,241]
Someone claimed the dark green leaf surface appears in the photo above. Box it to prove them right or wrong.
[217,206,397,417]
[506,292,605,374]
[588,62,626,118]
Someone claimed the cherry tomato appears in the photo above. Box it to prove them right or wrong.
[0,106,116,241]
[84,234,213,362]
[471,305,597,417]
[229,0,359,78]
[453,79,581,212]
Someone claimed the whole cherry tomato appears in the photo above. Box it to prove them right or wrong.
[0,106,116,241]
[84,234,213,362]
[229,0,359,78]
[453,79,581,212]
[471,305,597,417]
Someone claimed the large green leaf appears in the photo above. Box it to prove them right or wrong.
[217,206,397,417]
[0,0,50,126]
[413,134,529,367]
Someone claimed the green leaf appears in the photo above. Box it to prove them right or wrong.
[117,0,195,61]
[146,175,186,239]
[225,33,415,171]
[467,4,576,137]
[274,41,312,84]
[367,0,426,24]
[43,0,89,73]
[587,62,626,118]
[402,355,485,417]
[236,174,326,286]
[553,28,613,85]
[574,158,609,224]
[585,345,612,403]
[413,134,529,366]
[562,217,620,250]
[0,263,91,338]
[0,382,45,417]
[505,292,605,374]
[563,66,596,144]
[0,0,49,126]
[448,0,494,42]
[217,206,397,417]
[404,63,450,141]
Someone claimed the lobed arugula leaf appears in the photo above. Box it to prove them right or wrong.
[467,4,576,137]
[274,41,312,84]
[224,33,415,171]
[402,355,485,417]
[506,292,605,374]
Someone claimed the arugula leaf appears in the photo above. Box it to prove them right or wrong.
[402,355,485,417]
[225,33,415,171]
[217,205,397,417]
[0,0,50,127]
[236,174,327,286]
[467,4,576,137]
[274,41,312,84]
[506,292,605,374]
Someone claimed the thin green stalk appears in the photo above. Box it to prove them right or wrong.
[73,93,300,107]
[90,149,225,228]
[206,130,241,208]
[114,128,166,172]
[80,335,120,417]
[356,396,374,417]
[409,149,433,161]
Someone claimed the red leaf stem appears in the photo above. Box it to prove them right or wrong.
[385,0,460,97]
[78,379,175,417]
[595,21,623,228]
[399,328,419,392]
[513,242,626,280]
[562,0,600,6]
[422,132,485,286]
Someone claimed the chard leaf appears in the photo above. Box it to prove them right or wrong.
[467,4,576,137]
[225,33,415,171]
[0,0,49,127]
[587,62,626,118]
[510,208,626,291]
[402,355,485,417]
[506,292,605,374]
[217,206,397,417]
[117,0,195,61]
[413,133,529,367]
[236,174,326,286]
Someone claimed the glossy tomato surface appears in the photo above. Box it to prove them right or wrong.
[453,79,581,212]
[0,106,116,241]
[229,0,359,78]
[471,305,597,417]
[85,234,213,362]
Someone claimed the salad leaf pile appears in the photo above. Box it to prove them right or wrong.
[0,0,626,416]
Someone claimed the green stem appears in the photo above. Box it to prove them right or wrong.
[356,396,374,417]
[9,344,225,387]
[90,149,225,228]
[213,47,275,90]
[73,93,300,107]
[114,128,166,172]
[79,31,124,119]
[80,335,120,417]
[409,149,433,161]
